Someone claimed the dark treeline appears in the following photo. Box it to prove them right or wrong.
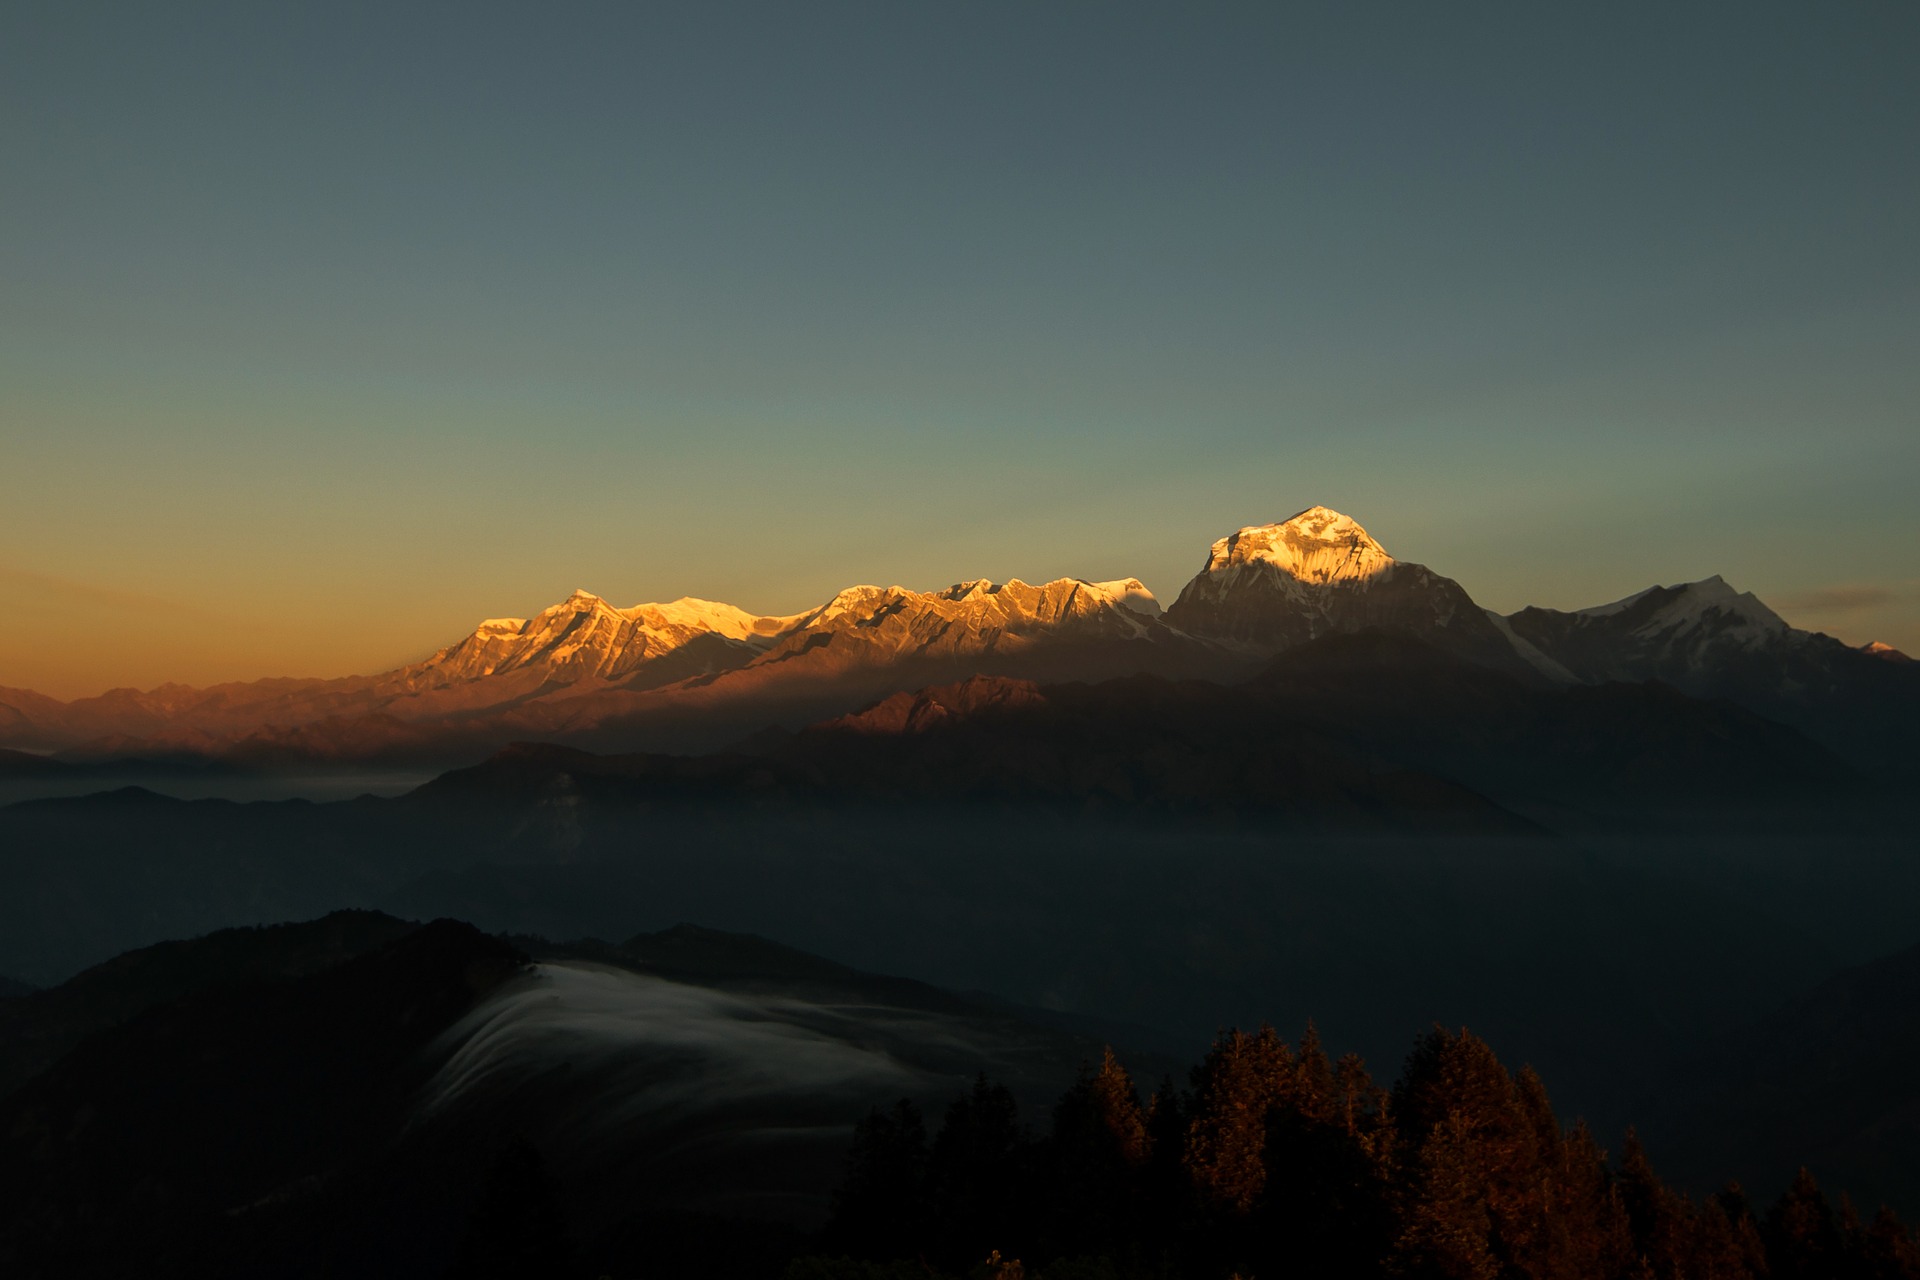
[793,1027,1920,1280]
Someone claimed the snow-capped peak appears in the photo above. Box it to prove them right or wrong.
[1576,576,1788,641]
[940,579,1002,603]
[1090,577,1162,617]
[628,596,803,642]
[537,588,617,618]
[1200,505,1395,585]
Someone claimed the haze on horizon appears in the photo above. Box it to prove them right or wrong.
[3,1,1915,699]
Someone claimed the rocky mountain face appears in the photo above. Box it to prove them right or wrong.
[392,591,799,689]
[1503,576,1794,686]
[1503,576,1920,766]
[1163,507,1537,675]
[1,505,1913,771]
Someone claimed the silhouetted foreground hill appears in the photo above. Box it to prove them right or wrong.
[0,917,526,1278]
[3,915,1918,1279]
[0,910,419,1096]
[0,914,1176,1277]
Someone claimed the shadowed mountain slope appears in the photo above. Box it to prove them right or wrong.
[1242,629,1873,827]
[1507,577,1920,773]
[404,669,1538,836]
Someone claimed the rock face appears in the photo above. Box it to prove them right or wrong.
[1164,507,1531,673]
[1505,577,1920,766]
[817,675,1048,736]
[1502,576,1792,686]
[745,576,1179,677]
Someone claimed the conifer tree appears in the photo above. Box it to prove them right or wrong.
[1715,1183,1771,1279]
[1336,1051,1394,1171]
[1090,1048,1149,1168]
[1865,1205,1920,1280]
[1617,1128,1689,1279]
[1045,1051,1147,1257]
[927,1075,1030,1266]
[1388,1028,1543,1279]
[1394,1109,1500,1280]
[1140,1074,1191,1252]
[1184,1026,1294,1213]
[1254,1038,1392,1280]
[1296,1022,1336,1124]
[831,1099,931,1260]
[1678,1195,1759,1280]
[1766,1167,1842,1280]
[1521,1120,1631,1280]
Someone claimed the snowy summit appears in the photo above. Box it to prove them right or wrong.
[1199,506,1396,586]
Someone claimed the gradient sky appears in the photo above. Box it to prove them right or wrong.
[3,1,1916,698]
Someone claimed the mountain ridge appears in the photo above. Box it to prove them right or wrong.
[3,506,1912,774]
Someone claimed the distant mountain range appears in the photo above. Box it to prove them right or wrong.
[2,506,1914,773]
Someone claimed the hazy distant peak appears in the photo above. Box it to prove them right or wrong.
[1200,505,1395,585]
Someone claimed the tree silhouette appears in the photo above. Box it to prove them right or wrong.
[926,1075,1030,1266]
[831,1098,931,1261]
[801,1027,1919,1280]
[1767,1167,1842,1280]
[445,1137,578,1280]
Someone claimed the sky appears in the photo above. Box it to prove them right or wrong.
[2,1,1915,698]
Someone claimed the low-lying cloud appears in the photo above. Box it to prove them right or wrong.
[412,961,1073,1225]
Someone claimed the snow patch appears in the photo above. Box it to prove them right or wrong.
[1484,610,1577,683]
[1089,577,1163,617]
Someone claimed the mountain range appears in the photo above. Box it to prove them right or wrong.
[2,506,1914,774]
